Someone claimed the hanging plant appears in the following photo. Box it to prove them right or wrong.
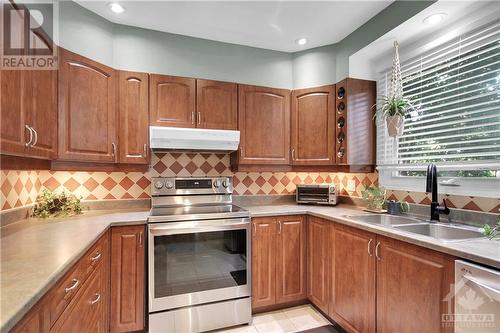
[373,41,417,137]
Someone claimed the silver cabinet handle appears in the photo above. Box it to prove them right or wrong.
[90,252,101,261]
[278,221,282,235]
[253,223,256,235]
[367,239,373,256]
[291,148,295,161]
[139,231,143,247]
[25,125,33,147]
[65,279,79,293]
[111,142,116,158]
[375,241,381,261]
[30,127,38,147]
[198,111,201,125]
[191,111,195,124]
[240,147,244,158]
[143,143,147,157]
[90,293,101,305]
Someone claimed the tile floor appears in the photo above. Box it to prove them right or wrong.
[214,304,331,333]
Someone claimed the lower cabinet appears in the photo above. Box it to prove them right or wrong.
[252,215,307,311]
[110,225,146,333]
[330,224,376,333]
[329,222,455,333]
[307,216,330,313]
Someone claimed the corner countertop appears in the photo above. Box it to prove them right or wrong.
[1,204,499,333]
[240,203,500,270]
[0,210,149,333]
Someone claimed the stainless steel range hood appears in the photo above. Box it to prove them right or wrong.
[149,126,240,152]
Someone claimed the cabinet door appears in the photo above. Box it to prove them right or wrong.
[9,306,43,333]
[118,71,149,164]
[291,85,335,165]
[196,79,237,130]
[1,70,27,156]
[24,69,58,159]
[376,236,454,333]
[330,224,376,333]
[307,217,329,313]
[110,226,145,333]
[252,217,277,310]
[276,215,307,304]
[238,85,290,165]
[51,267,108,333]
[58,49,117,162]
[150,74,195,128]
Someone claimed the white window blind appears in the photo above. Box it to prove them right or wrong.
[377,20,500,174]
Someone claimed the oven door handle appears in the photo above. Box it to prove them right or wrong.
[149,220,250,236]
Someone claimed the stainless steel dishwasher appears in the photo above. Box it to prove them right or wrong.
[454,260,500,333]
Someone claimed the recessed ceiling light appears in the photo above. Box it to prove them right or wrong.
[423,13,447,26]
[108,2,125,14]
[295,38,307,45]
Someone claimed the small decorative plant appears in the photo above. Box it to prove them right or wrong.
[482,214,500,240]
[373,41,418,137]
[386,199,409,215]
[33,190,83,218]
[361,186,387,212]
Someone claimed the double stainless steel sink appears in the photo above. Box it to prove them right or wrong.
[345,214,485,242]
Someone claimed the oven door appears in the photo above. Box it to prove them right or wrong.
[149,217,251,312]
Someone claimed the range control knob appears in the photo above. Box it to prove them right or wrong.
[165,180,174,189]
[154,181,164,189]
[330,187,336,193]
[222,180,229,188]
[213,180,221,188]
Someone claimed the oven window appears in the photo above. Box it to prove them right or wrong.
[153,230,247,298]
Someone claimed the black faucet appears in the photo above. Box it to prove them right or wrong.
[426,163,450,221]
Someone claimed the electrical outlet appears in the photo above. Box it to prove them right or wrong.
[347,179,356,192]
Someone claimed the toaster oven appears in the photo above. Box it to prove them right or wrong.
[296,184,338,205]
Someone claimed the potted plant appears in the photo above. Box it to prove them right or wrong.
[361,185,387,213]
[373,41,418,137]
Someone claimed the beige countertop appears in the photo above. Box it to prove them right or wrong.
[242,203,500,270]
[1,203,499,332]
[0,210,149,333]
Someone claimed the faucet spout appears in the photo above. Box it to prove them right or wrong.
[426,163,450,221]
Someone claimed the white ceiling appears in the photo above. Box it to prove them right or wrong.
[75,0,394,52]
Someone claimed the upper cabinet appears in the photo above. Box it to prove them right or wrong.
[236,84,291,166]
[196,79,237,130]
[118,71,149,164]
[334,78,376,166]
[291,85,335,165]
[1,69,57,160]
[58,49,117,162]
[149,74,196,128]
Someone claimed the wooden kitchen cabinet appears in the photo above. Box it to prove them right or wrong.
[307,216,330,313]
[149,74,196,128]
[110,226,145,333]
[251,215,306,311]
[330,224,376,333]
[196,79,237,130]
[58,48,117,162]
[376,236,455,333]
[1,69,57,159]
[252,217,277,309]
[118,70,150,164]
[291,85,335,165]
[276,215,307,304]
[235,85,291,166]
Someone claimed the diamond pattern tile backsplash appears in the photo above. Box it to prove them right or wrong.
[1,153,499,213]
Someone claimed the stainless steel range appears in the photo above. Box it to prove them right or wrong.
[148,177,251,333]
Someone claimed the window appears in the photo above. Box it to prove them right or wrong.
[377,20,500,198]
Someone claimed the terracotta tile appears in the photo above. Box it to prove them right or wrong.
[104,193,116,200]
[118,177,134,190]
[139,191,150,199]
[86,194,97,200]
[462,201,482,212]
[169,161,183,174]
[101,177,117,191]
[25,179,33,193]
[83,178,99,191]
[136,176,150,190]
[214,162,227,174]
[304,176,313,184]
[43,177,60,191]
[63,178,80,192]
[255,176,266,187]
[153,161,168,174]
[121,192,133,199]
[242,176,253,188]
[1,179,12,197]
[198,161,212,174]
[268,176,278,187]
[13,179,23,194]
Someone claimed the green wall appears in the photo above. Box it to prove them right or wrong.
[58,0,433,89]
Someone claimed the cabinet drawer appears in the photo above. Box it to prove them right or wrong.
[48,234,108,328]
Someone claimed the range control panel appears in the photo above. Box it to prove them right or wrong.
[151,177,233,196]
